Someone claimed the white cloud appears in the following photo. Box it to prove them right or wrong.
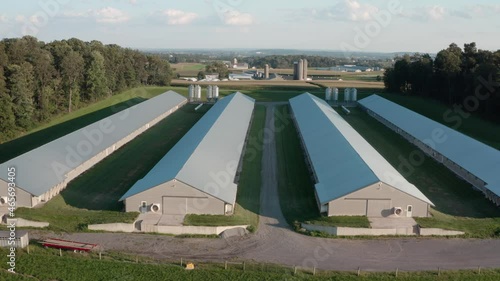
[222,10,254,25]
[285,0,379,22]
[162,9,198,25]
[15,15,26,23]
[95,7,129,23]
[427,6,445,21]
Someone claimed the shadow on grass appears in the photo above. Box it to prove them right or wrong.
[0,98,147,163]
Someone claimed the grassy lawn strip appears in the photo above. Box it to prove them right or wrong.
[307,216,370,228]
[183,105,266,230]
[16,104,207,232]
[415,210,500,238]
[340,107,500,238]
[3,245,500,280]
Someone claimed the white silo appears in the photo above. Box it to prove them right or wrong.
[325,87,332,101]
[351,88,358,102]
[207,85,213,100]
[195,85,201,101]
[344,88,351,102]
[188,85,195,102]
[333,88,339,101]
[213,85,219,100]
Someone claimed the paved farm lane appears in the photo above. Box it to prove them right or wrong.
[30,105,500,271]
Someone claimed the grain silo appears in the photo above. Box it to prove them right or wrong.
[333,88,339,101]
[302,59,308,80]
[298,59,304,81]
[344,88,351,102]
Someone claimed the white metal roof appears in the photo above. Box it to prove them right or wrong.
[120,92,255,204]
[0,91,187,196]
[289,93,433,206]
[359,94,500,197]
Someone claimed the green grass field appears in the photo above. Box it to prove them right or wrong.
[184,105,266,230]
[274,105,370,229]
[339,107,500,237]
[16,104,208,232]
[2,245,500,281]
[172,63,206,77]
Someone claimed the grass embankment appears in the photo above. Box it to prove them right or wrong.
[339,107,500,238]
[184,105,266,230]
[274,105,369,228]
[16,104,208,232]
[2,245,500,281]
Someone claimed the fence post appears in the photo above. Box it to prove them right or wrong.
[243,262,245,271]
[438,267,440,276]
[59,248,62,257]
[357,267,361,276]
[99,252,102,260]
[225,261,228,270]
[396,268,398,277]
[180,258,183,267]
[294,266,297,275]
[478,266,481,274]
[27,245,30,254]
[135,256,138,263]
[313,267,316,276]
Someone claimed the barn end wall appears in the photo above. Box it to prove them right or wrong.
[125,180,227,215]
[328,182,429,217]
[0,180,33,208]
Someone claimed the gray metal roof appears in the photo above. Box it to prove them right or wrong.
[120,92,255,204]
[0,91,187,196]
[289,93,433,205]
[359,94,500,197]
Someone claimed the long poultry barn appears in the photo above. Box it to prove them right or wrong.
[359,94,500,206]
[289,93,433,217]
[120,92,255,215]
[0,91,187,208]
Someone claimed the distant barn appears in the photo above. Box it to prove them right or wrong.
[120,92,255,215]
[359,94,500,206]
[289,93,433,217]
[0,91,187,208]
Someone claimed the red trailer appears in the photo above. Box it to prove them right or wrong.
[42,238,98,253]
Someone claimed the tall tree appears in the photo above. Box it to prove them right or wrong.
[85,50,108,101]
[61,51,85,112]
[33,49,57,121]
[6,63,35,129]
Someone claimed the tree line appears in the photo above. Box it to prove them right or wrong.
[384,42,500,121]
[0,36,173,142]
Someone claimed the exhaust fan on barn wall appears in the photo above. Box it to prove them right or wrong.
[150,203,161,213]
[393,207,403,216]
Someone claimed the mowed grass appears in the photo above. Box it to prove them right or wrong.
[184,105,266,229]
[16,104,208,232]
[4,246,500,281]
[274,105,369,228]
[172,63,206,77]
[339,107,500,237]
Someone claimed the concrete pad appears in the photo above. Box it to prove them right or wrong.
[137,213,161,226]
[158,214,185,226]
[369,216,417,229]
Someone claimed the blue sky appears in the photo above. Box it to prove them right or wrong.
[0,0,498,53]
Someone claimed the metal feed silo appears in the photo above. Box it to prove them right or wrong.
[351,88,358,101]
[325,87,332,101]
[207,85,213,100]
[298,59,304,80]
[333,88,339,101]
[188,85,195,102]
[213,85,219,100]
[195,85,201,101]
[302,59,308,80]
[344,88,351,102]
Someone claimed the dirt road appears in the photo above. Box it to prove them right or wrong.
[31,105,500,271]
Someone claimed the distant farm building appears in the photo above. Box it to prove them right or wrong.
[120,92,255,215]
[293,59,308,80]
[359,95,500,206]
[0,91,187,208]
[289,93,433,217]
